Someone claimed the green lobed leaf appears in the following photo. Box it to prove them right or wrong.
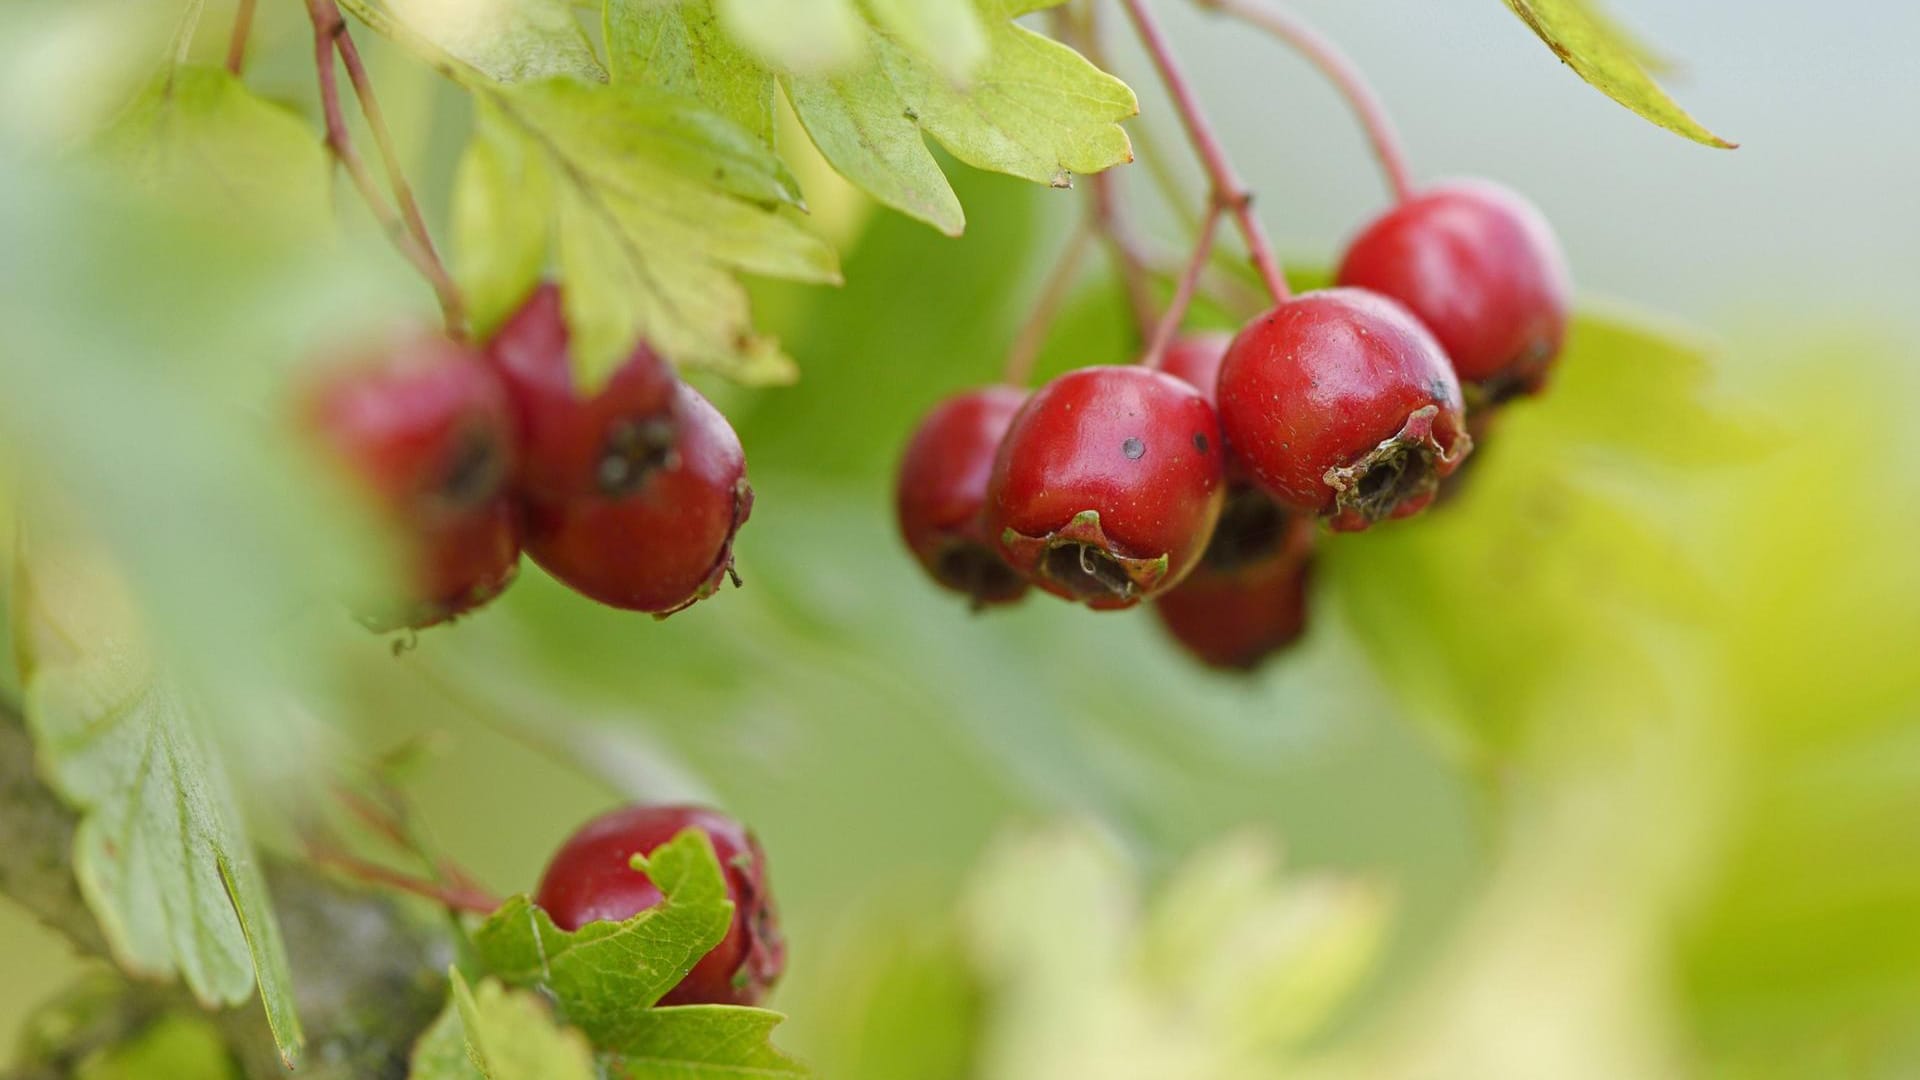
[92,66,329,235]
[606,0,778,146]
[453,82,838,385]
[470,828,735,1047]
[409,971,598,1080]
[877,0,1136,186]
[11,538,304,1066]
[1501,0,1734,148]
[604,1006,810,1079]
[606,0,1134,236]
[339,0,603,84]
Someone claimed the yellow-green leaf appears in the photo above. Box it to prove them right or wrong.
[1502,0,1734,148]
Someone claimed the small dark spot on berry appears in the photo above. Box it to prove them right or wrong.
[1193,432,1209,454]
[1122,437,1145,460]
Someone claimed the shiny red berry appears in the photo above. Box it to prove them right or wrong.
[986,366,1225,610]
[534,804,783,1007]
[1158,331,1236,402]
[895,386,1031,608]
[1154,505,1315,672]
[300,332,520,630]
[485,283,680,501]
[523,383,752,615]
[1218,289,1471,532]
[1337,180,1571,399]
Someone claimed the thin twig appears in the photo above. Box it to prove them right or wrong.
[332,24,460,330]
[1142,201,1222,367]
[225,0,256,75]
[1193,0,1414,202]
[305,0,465,336]
[306,841,500,915]
[1117,0,1290,305]
[1003,223,1096,387]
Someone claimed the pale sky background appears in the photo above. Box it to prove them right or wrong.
[1135,1,1920,352]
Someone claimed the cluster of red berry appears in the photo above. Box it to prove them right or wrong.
[300,285,753,631]
[534,803,784,1006]
[896,181,1569,670]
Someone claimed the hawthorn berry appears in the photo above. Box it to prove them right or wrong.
[895,385,1031,608]
[986,366,1225,610]
[300,332,520,630]
[522,382,752,615]
[485,283,680,501]
[1337,180,1571,400]
[1154,505,1315,671]
[534,804,783,1007]
[1157,331,1236,402]
[1217,288,1471,532]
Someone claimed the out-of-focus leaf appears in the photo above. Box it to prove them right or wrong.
[1325,305,1745,764]
[75,1013,242,1080]
[452,83,838,385]
[606,0,777,144]
[715,0,866,74]
[470,829,733,1046]
[865,0,990,84]
[961,826,1385,1079]
[11,538,304,1065]
[1501,0,1733,148]
[1674,349,1920,1067]
[93,66,328,236]
[339,0,603,83]
[408,971,597,1080]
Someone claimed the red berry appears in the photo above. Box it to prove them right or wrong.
[986,366,1225,610]
[1154,503,1315,671]
[1157,331,1235,402]
[523,383,752,615]
[485,283,680,501]
[895,386,1031,608]
[1337,180,1571,399]
[301,332,520,630]
[1217,289,1471,532]
[534,804,783,1007]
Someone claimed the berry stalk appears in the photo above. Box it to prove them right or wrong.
[332,24,457,328]
[1116,0,1291,304]
[226,0,256,75]
[1193,0,1414,202]
[304,0,465,336]
[1002,222,1095,387]
[1142,201,1222,367]
[305,840,501,915]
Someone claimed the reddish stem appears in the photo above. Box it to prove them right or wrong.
[308,843,501,914]
[332,24,458,327]
[304,0,465,336]
[1002,223,1094,387]
[1141,200,1222,367]
[225,0,255,75]
[1117,0,1290,305]
[1193,0,1414,202]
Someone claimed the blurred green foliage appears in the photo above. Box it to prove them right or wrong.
[2,2,1919,1077]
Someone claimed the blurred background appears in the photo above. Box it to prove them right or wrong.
[2,1,1918,1076]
